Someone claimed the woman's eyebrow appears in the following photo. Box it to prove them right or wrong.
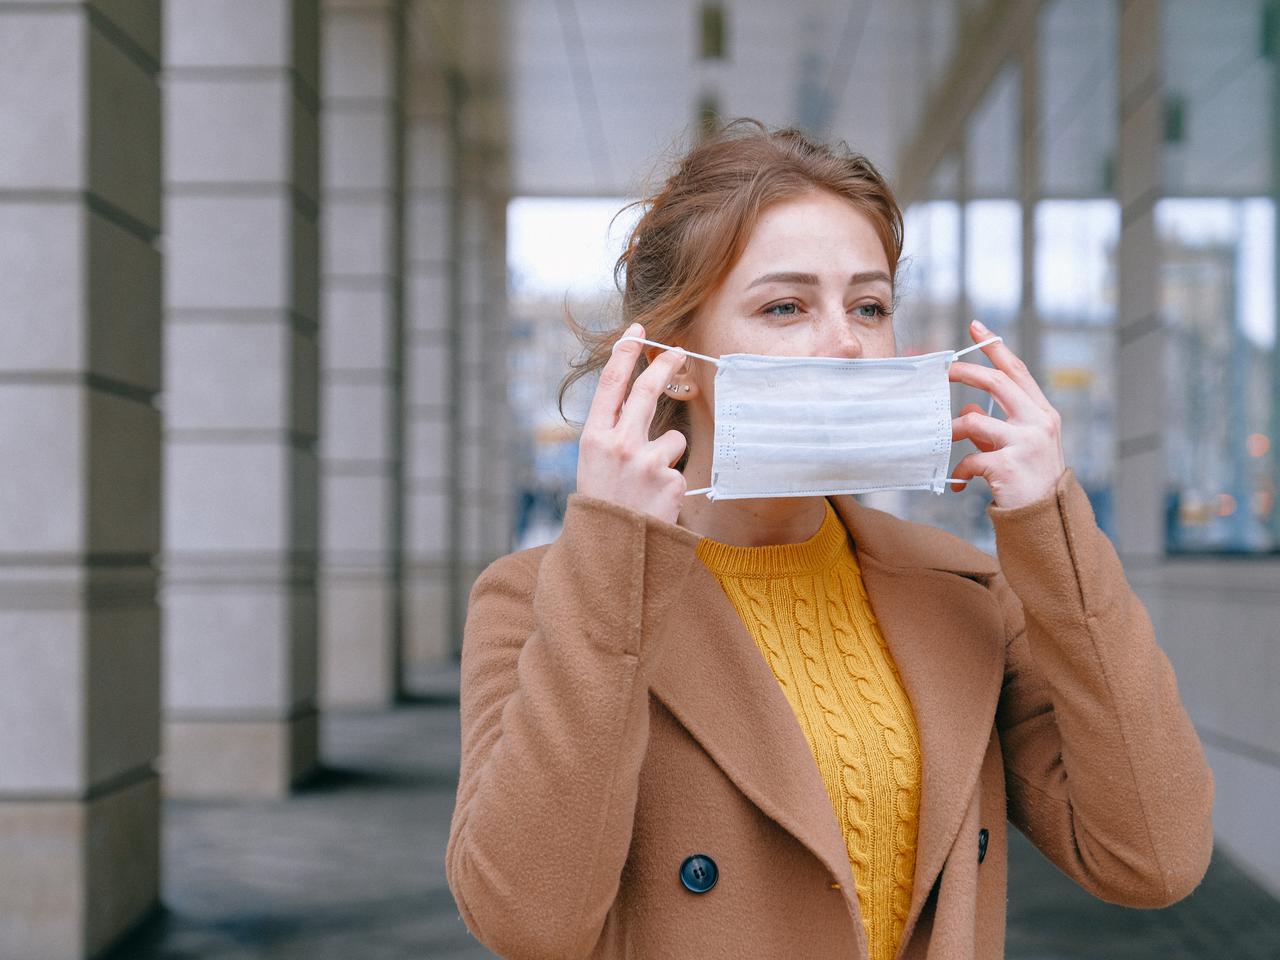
[746,270,891,289]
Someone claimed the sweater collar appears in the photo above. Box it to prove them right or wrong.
[685,493,1001,580]
[694,498,850,578]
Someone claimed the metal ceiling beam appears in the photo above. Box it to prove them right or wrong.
[893,0,1043,205]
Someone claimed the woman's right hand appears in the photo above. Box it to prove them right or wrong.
[575,322,690,525]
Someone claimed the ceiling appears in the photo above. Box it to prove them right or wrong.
[506,0,960,198]
[501,0,1277,202]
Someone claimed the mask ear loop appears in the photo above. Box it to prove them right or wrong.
[615,335,720,498]
[615,335,721,367]
[944,333,1003,488]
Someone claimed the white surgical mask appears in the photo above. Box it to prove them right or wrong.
[616,333,1003,501]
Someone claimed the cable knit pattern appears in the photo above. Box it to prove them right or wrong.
[695,497,922,960]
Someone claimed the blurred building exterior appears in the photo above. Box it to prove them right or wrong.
[0,0,1276,957]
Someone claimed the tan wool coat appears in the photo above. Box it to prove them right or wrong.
[445,467,1215,959]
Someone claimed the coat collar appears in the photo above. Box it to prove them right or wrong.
[648,494,1005,955]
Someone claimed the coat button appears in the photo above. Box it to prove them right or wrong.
[978,828,989,864]
[679,853,719,893]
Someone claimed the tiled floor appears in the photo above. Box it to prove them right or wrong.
[105,665,1280,959]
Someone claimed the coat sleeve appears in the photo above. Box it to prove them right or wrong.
[445,491,703,960]
[987,466,1215,908]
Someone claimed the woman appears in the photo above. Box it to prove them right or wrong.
[445,119,1214,959]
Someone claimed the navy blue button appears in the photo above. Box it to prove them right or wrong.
[679,853,718,893]
[978,828,989,864]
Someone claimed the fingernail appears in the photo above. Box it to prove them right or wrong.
[973,319,989,333]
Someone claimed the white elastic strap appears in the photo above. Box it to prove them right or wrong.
[685,486,714,497]
[621,332,1003,367]
[616,335,721,366]
[951,334,1003,359]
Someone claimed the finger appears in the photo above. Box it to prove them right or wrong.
[968,320,1054,413]
[947,450,999,491]
[651,428,688,467]
[585,322,644,432]
[617,344,687,437]
[948,361,1037,421]
[951,409,1012,453]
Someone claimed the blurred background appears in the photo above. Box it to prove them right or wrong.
[1,0,1278,957]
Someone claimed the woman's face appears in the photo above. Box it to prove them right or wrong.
[691,189,897,366]
[658,187,899,494]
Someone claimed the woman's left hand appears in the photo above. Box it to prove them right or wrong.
[947,318,1068,510]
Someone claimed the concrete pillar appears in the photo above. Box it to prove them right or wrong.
[0,3,162,956]
[1114,0,1165,557]
[956,145,971,344]
[1018,25,1043,384]
[1270,0,1280,549]
[481,195,515,562]
[318,0,406,709]
[403,28,458,669]
[455,128,515,648]
[162,0,321,797]
[443,0,515,657]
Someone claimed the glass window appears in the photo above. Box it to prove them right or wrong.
[964,60,1022,352]
[1159,198,1277,552]
[899,198,961,354]
[1036,199,1120,537]
[964,199,1021,351]
[1159,0,1278,553]
[506,196,639,548]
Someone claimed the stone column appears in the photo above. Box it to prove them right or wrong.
[1018,27,1043,384]
[318,0,406,708]
[0,3,162,957]
[1114,0,1165,557]
[455,120,515,651]
[441,0,515,658]
[162,0,321,796]
[1270,0,1280,548]
[480,192,515,562]
[403,30,458,669]
[956,145,971,344]
[398,0,513,664]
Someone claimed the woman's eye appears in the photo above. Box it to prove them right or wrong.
[763,301,799,317]
[854,303,887,320]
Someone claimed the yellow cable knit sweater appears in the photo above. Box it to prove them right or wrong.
[694,497,922,960]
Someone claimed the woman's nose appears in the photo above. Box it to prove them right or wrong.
[814,313,864,359]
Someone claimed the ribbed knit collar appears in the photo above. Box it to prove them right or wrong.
[695,497,852,578]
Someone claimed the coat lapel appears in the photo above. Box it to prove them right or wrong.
[648,494,1006,950]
